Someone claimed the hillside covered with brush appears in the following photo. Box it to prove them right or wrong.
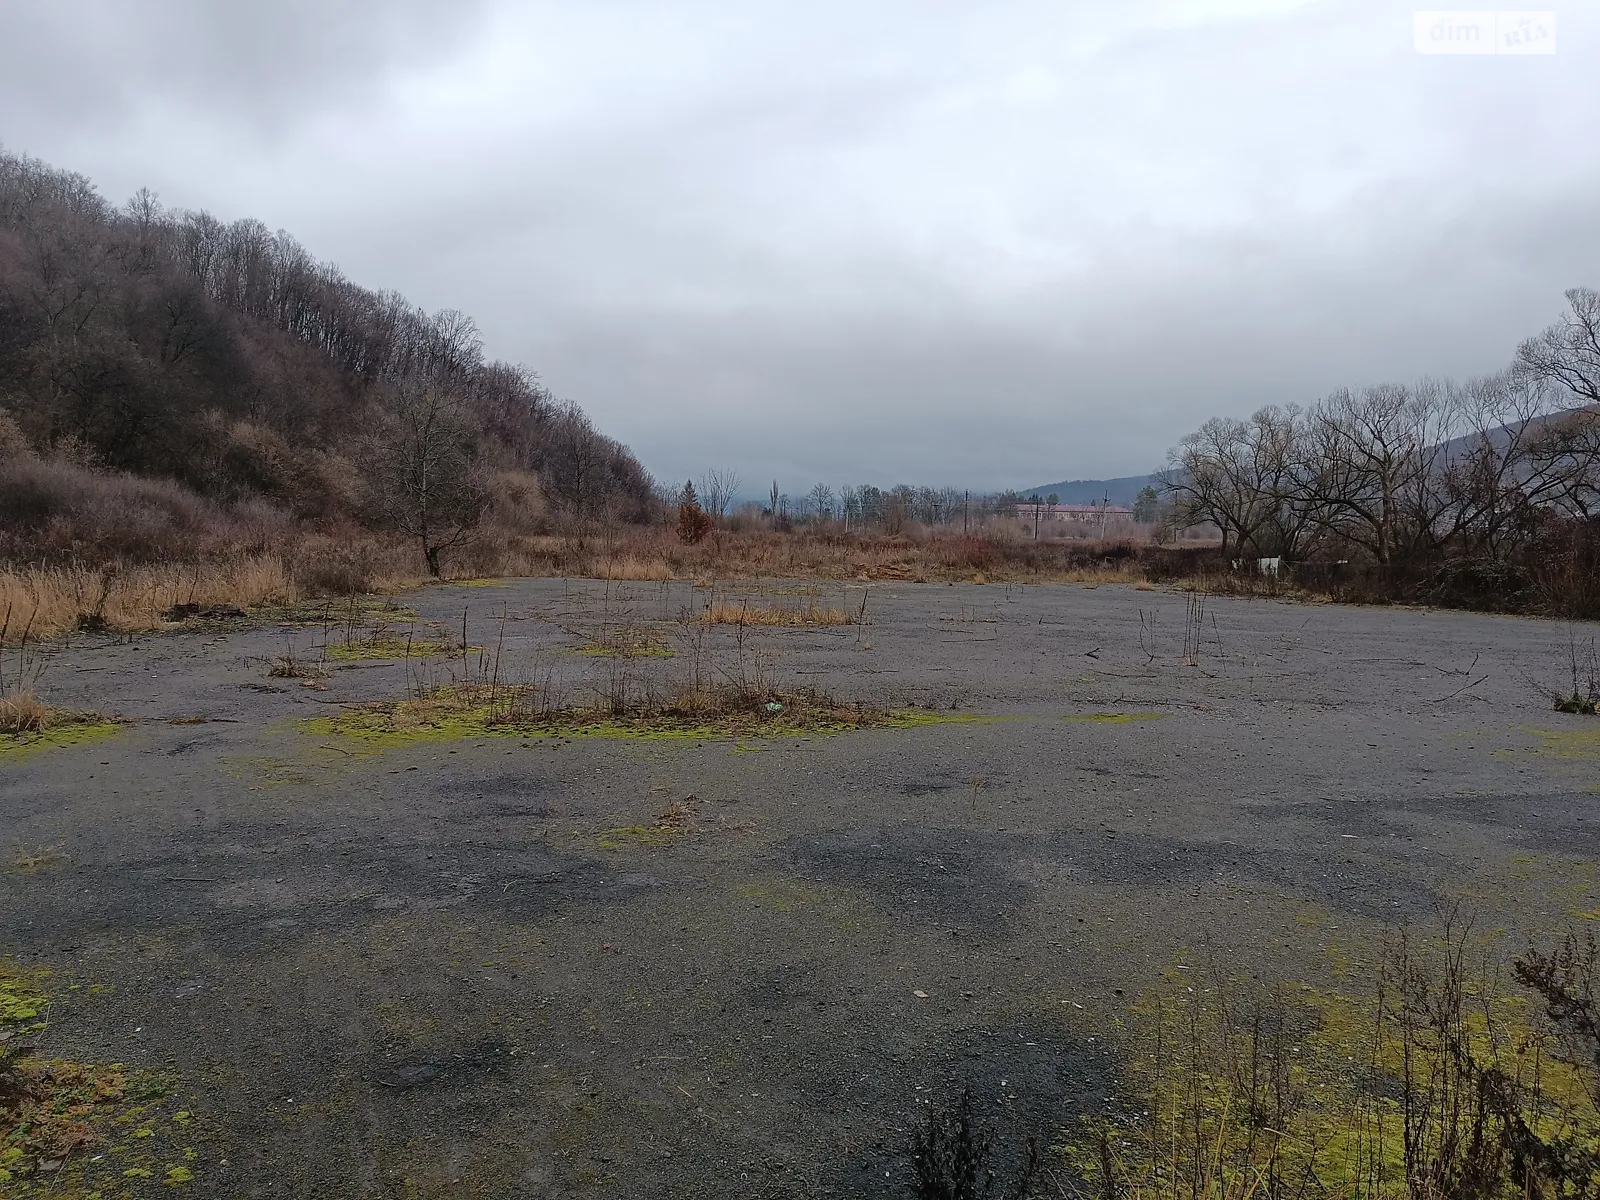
[0,149,651,572]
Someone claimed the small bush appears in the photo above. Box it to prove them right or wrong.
[1427,557,1532,611]
[678,501,711,545]
[701,602,853,628]
[0,688,51,734]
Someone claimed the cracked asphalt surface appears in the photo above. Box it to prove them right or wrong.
[3,579,1598,1197]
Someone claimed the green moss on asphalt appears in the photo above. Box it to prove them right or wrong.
[0,718,121,764]
[297,687,992,752]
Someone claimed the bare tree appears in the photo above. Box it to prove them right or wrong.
[839,485,861,530]
[807,482,835,521]
[699,468,742,518]
[1163,406,1308,558]
[1299,382,1456,574]
[367,382,487,577]
[1519,288,1600,406]
[1439,369,1567,556]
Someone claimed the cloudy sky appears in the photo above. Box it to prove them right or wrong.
[2,0,1595,491]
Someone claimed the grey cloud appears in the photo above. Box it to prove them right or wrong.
[0,0,486,128]
[3,0,1598,491]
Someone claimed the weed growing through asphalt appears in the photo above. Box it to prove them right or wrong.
[266,635,327,680]
[301,678,938,747]
[303,592,953,747]
[1,959,194,1194]
[1059,911,1600,1200]
[10,844,69,873]
[0,606,119,756]
[700,600,857,628]
[324,628,462,662]
[1553,629,1600,715]
[597,797,705,849]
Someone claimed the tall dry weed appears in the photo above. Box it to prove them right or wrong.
[0,687,51,734]
[0,556,298,640]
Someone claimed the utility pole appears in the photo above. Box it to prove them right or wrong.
[1099,492,1110,542]
[963,490,970,534]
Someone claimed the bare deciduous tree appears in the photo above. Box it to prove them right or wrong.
[1161,345,1600,598]
[700,468,742,518]
[1163,406,1308,558]
[1519,288,1600,406]
[1298,382,1455,574]
[367,383,487,577]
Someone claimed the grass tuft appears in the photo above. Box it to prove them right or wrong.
[0,688,52,735]
[701,602,856,628]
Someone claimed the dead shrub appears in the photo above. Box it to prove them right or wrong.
[701,602,853,628]
[0,455,244,562]
[0,407,32,462]
[0,687,51,734]
[678,501,711,545]
[601,556,673,581]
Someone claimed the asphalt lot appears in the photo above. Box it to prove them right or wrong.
[4,578,1598,1198]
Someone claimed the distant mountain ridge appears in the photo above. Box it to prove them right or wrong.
[1021,473,1158,506]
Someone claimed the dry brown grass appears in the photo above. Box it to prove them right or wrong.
[11,843,70,872]
[701,601,855,627]
[0,687,51,734]
[600,556,674,581]
[568,526,1162,587]
[0,556,300,640]
[0,525,1180,647]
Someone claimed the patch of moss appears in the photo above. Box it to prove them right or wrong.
[268,599,419,628]
[1516,725,1600,760]
[2,960,199,1195]
[325,635,462,661]
[223,753,336,785]
[0,717,121,764]
[1062,711,1167,724]
[1,960,50,1026]
[596,824,678,850]
[570,624,675,658]
[298,685,989,752]
[575,642,675,658]
[736,881,823,912]
[1064,947,1588,1200]
[874,711,1008,730]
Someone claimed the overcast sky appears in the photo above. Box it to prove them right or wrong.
[2,0,1596,491]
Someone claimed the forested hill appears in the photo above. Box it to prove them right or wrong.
[0,149,650,528]
[1020,473,1157,506]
